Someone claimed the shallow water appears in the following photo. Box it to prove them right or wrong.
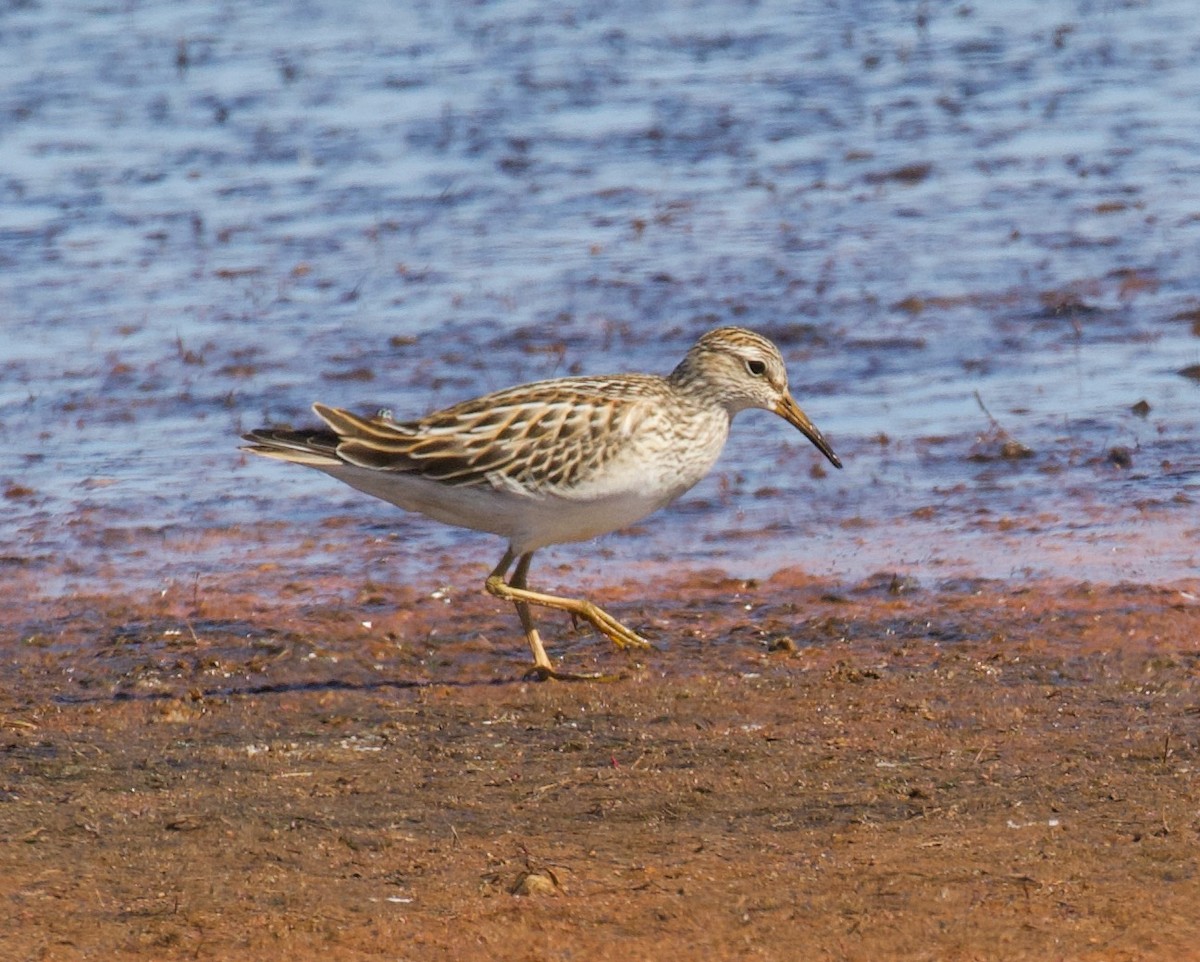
[2,0,1199,600]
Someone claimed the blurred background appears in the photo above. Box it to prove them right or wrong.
[2,0,1198,600]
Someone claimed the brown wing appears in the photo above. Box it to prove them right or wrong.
[313,377,658,492]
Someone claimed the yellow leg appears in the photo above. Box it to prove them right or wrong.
[484,549,649,680]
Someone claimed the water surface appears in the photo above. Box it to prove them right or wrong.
[3,0,1198,601]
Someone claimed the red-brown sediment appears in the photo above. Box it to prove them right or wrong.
[3,561,1198,961]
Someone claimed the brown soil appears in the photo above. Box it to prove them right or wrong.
[3,566,1200,961]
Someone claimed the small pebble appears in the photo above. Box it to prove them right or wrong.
[1107,446,1133,468]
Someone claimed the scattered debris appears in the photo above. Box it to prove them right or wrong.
[968,392,1034,461]
[1107,446,1134,468]
[511,871,559,897]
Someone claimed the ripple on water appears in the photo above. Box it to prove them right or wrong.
[1,0,1198,603]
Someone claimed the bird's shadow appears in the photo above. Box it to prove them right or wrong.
[51,672,525,706]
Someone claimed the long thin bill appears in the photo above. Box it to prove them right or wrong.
[775,395,842,469]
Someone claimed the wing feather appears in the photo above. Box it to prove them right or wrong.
[310,379,659,491]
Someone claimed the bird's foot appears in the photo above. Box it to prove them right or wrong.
[572,601,652,652]
[522,664,627,683]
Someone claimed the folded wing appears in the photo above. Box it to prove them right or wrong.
[243,379,654,495]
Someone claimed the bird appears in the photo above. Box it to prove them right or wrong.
[241,326,842,680]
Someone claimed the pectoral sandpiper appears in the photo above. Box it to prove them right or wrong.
[242,326,841,679]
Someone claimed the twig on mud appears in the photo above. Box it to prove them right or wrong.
[971,391,1034,461]
[973,391,1005,433]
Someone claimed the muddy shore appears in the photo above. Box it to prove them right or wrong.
[3,567,1198,961]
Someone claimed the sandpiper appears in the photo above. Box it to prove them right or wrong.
[242,327,841,679]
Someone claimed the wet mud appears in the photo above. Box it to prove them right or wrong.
[3,564,1200,960]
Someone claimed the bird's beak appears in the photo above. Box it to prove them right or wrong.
[775,395,842,469]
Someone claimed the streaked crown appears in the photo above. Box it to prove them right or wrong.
[668,327,792,414]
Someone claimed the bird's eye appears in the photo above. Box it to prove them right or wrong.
[745,358,767,377]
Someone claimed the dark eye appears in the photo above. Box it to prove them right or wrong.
[745,358,767,377]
